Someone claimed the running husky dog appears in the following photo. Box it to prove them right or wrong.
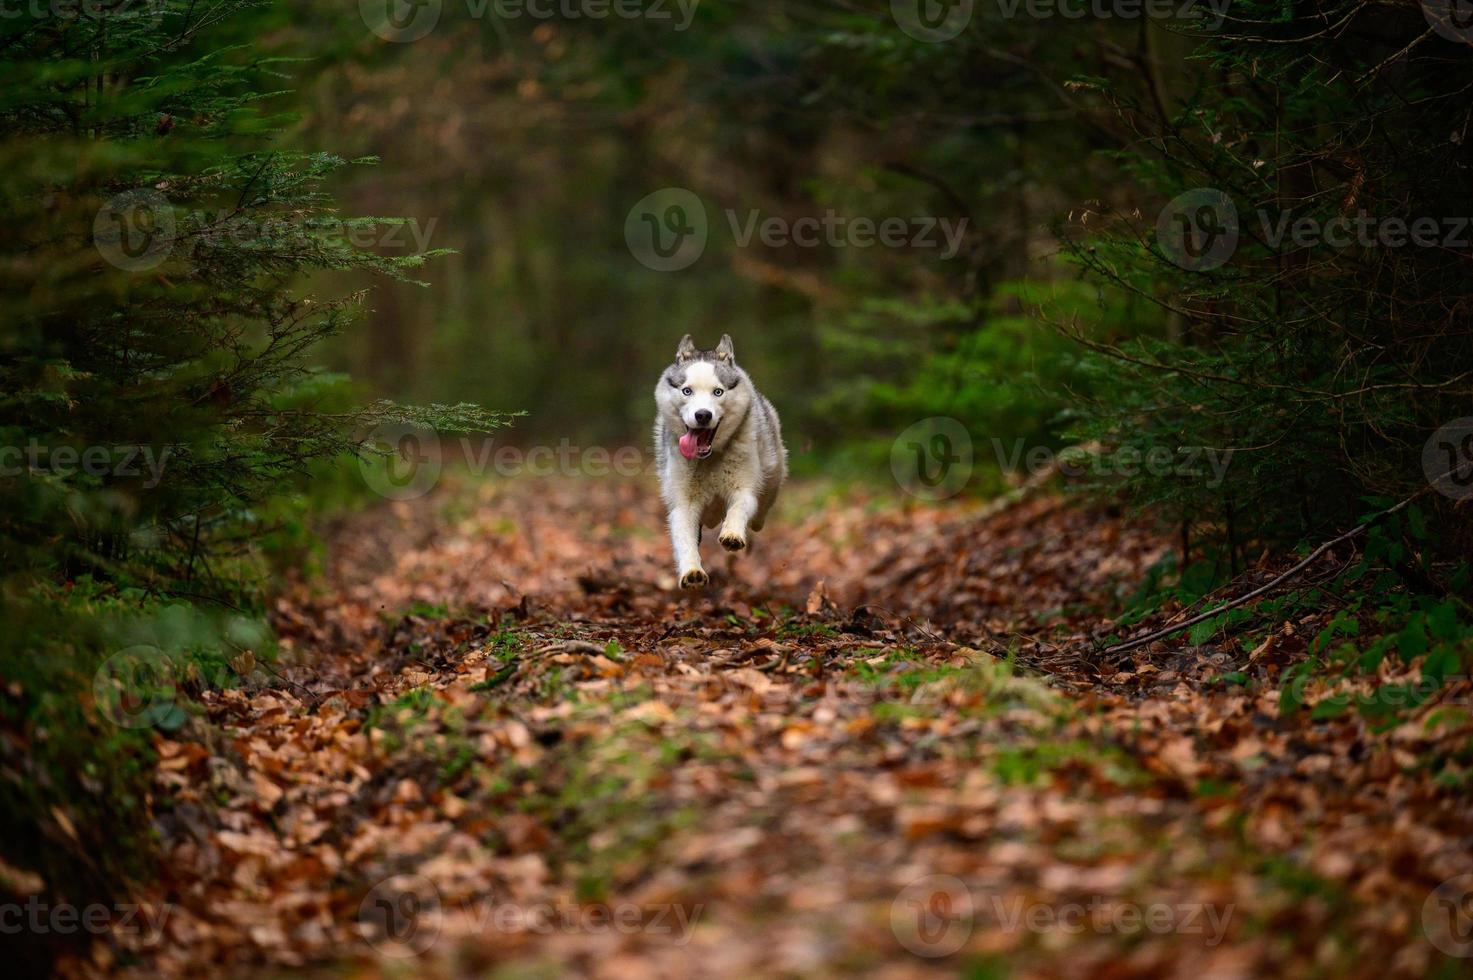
[654,334,787,590]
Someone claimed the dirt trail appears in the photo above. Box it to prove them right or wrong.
[110,476,1472,978]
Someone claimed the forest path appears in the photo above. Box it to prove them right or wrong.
[121,476,1470,978]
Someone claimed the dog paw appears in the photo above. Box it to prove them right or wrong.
[678,568,709,591]
[718,530,747,552]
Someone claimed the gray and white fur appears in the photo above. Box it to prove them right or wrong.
[653,334,788,590]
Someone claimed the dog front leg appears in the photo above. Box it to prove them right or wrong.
[718,490,758,552]
[669,505,707,590]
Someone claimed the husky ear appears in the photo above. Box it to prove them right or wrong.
[714,334,735,363]
[675,334,698,363]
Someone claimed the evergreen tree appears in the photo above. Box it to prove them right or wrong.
[0,0,503,929]
[1061,2,1473,570]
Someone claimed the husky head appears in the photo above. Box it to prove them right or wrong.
[655,334,752,461]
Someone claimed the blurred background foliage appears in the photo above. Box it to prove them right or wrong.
[3,0,1471,956]
[283,0,1164,458]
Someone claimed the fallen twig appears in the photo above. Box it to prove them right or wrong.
[260,662,322,707]
[854,603,946,644]
[1101,486,1434,656]
[533,639,609,657]
[756,646,792,673]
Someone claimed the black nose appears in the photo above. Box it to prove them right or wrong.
[694,410,712,426]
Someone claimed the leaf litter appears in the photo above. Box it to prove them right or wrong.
[81,476,1473,978]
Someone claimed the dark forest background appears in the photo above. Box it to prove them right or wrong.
[4,0,1472,962]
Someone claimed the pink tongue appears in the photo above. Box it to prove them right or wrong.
[678,431,699,460]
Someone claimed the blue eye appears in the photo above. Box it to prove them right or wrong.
[714,388,724,397]
[682,387,693,396]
